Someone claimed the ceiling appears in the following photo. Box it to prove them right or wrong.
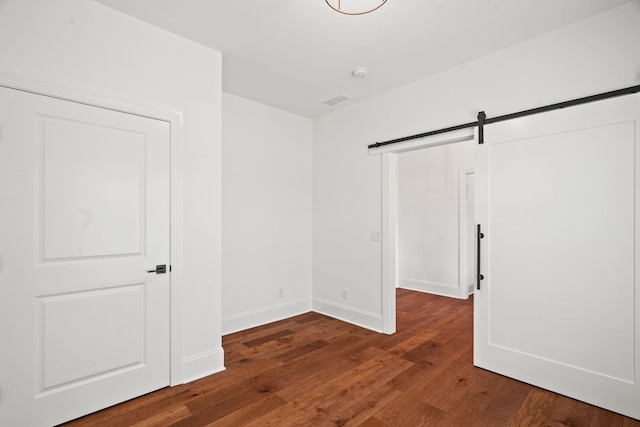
[94,0,630,118]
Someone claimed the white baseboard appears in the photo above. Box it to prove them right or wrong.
[398,278,465,299]
[312,298,383,333]
[467,283,475,296]
[181,347,225,384]
[222,298,312,335]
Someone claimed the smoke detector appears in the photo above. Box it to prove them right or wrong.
[352,67,368,78]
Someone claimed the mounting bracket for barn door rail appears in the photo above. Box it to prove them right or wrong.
[477,111,486,145]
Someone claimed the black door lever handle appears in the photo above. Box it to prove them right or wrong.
[147,264,167,274]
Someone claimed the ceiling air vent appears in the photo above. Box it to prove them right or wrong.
[323,93,351,106]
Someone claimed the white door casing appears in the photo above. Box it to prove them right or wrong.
[0,83,174,426]
[475,94,640,419]
[458,169,475,298]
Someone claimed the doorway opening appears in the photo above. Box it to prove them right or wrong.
[396,142,475,299]
[372,128,476,334]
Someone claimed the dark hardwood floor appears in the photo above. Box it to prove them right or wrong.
[63,289,640,426]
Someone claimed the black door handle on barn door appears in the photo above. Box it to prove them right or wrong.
[147,264,167,274]
[477,225,484,290]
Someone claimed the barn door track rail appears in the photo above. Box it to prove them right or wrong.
[368,84,640,149]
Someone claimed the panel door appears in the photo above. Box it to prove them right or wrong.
[0,86,171,426]
[474,93,640,419]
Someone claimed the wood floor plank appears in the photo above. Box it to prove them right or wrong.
[470,374,532,427]
[303,355,413,425]
[128,404,192,427]
[60,290,640,427]
[376,400,450,427]
[512,388,559,426]
[427,359,498,412]
[328,385,403,427]
[203,394,288,427]
[242,328,295,347]
[359,417,391,427]
[545,395,607,427]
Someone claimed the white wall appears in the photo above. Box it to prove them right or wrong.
[222,93,312,334]
[397,141,474,298]
[0,0,224,381]
[312,2,640,332]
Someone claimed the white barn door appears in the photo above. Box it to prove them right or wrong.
[474,93,640,419]
[0,86,171,426]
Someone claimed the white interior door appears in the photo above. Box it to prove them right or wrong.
[474,94,640,419]
[0,86,171,426]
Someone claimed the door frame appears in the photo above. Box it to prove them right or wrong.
[0,68,185,385]
[458,169,475,299]
[371,128,475,334]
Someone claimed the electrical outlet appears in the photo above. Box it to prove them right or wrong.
[342,288,348,299]
[371,230,381,242]
[278,288,284,298]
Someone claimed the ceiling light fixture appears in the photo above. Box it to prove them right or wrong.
[325,0,388,15]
